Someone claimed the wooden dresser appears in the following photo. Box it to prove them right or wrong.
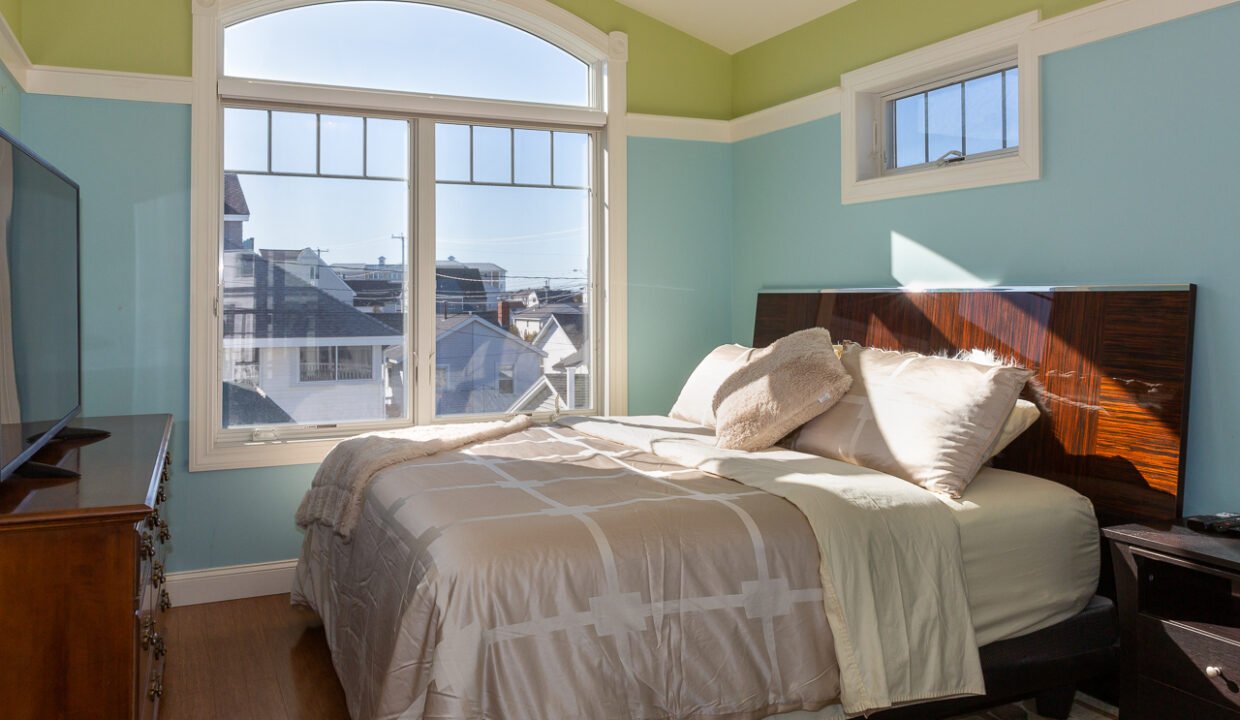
[0,414,173,720]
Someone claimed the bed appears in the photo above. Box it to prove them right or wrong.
[293,286,1196,720]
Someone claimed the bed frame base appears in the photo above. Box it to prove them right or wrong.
[866,595,1117,720]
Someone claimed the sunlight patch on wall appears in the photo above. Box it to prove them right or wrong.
[890,231,997,289]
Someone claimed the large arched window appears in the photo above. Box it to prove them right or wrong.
[189,0,628,471]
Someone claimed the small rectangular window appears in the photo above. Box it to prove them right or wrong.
[498,365,515,395]
[886,64,1018,173]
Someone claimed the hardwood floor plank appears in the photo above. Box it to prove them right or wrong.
[162,593,349,720]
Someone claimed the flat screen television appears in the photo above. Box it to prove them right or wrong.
[0,126,83,481]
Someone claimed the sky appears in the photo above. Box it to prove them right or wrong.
[222,1,593,291]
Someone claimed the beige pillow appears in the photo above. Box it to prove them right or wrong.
[793,344,1034,497]
[985,399,1040,461]
[712,328,852,451]
[669,344,754,428]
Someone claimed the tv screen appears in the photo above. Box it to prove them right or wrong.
[0,128,81,481]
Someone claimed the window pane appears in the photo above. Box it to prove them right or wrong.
[221,113,409,428]
[366,118,408,179]
[1005,68,1020,148]
[435,122,592,417]
[321,115,364,176]
[927,83,963,162]
[225,2,590,106]
[893,93,926,168]
[964,72,1003,155]
[552,132,589,188]
[271,111,317,174]
[472,126,512,184]
[514,129,551,185]
[224,108,268,172]
[436,124,470,182]
[336,346,374,380]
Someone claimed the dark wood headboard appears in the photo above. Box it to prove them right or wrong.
[754,286,1196,526]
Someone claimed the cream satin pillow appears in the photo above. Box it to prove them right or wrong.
[793,344,1034,497]
[713,328,852,451]
[985,399,1040,461]
[669,344,754,428]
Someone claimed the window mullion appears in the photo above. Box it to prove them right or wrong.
[412,119,438,425]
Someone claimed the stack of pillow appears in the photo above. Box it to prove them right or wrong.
[669,329,1039,499]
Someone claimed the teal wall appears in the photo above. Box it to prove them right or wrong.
[627,137,733,414]
[19,94,318,571]
[0,60,20,138]
[731,4,1240,516]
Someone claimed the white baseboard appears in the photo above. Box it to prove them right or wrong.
[166,558,298,607]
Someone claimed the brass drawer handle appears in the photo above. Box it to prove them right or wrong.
[159,588,172,611]
[147,673,163,701]
[141,617,156,649]
[152,561,165,588]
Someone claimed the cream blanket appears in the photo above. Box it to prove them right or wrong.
[560,416,986,716]
[295,415,532,539]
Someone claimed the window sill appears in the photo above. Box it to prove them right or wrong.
[842,151,1039,205]
[187,410,594,472]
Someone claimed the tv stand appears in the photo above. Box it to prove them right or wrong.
[13,459,81,479]
[25,425,113,445]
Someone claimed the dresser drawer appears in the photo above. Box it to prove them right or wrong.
[1137,677,1240,719]
[1139,614,1240,708]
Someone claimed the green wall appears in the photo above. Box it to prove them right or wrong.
[0,0,732,119]
[732,0,1101,116]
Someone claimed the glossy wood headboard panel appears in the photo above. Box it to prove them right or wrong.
[754,286,1197,526]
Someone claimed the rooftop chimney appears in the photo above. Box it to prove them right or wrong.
[378,256,386,266]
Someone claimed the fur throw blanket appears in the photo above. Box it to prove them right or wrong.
[295,415,534,540]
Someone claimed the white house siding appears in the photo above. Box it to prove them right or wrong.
[253,345,387,424]
[435,319,543,415]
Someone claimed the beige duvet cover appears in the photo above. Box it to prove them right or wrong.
[293,418,982,720]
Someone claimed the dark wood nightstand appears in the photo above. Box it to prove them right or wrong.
[1106,523,1240,718]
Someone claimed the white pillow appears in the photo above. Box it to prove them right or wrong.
[669,344,753,428]
[792,344,1034,498]
[985,399,1040,461]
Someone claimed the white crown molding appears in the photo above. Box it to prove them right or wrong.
[627,0,1240,144]
[166,558,298,606]
[25,65,193,104]
[729,86,841,142]
[626,113,731,142]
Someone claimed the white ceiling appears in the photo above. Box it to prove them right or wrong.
[616,0,859,54]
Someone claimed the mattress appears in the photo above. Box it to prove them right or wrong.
[943,466,1100,647]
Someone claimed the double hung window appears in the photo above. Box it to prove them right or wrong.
[192,0,625,470]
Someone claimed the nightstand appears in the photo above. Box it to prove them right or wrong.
[1105,524,1240,718]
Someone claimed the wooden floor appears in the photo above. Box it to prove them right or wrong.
[162,594,350,719]
[161,594,1117,720]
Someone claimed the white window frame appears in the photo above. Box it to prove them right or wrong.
[189,0,629,471]
[840,11,1040,205]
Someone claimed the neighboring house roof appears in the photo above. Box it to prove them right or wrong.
[223,253,398,340]
[435,314,547,356]
[509,375,559,414]
[527,309,586,350]
[222,381,294,427]
[552,348,586,370]
[224,173,250,217]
